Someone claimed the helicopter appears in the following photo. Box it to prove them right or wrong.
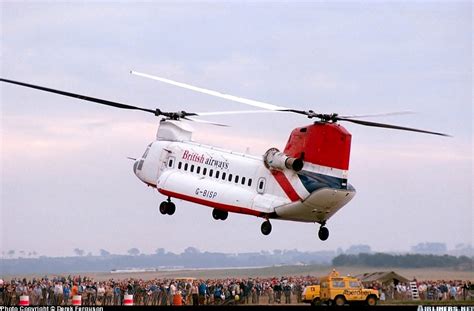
[0,72,449,240]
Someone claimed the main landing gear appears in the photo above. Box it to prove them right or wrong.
[159,198,176,215]
[318,225,329,241]
[212,208,228,221]
[261,220,272,235]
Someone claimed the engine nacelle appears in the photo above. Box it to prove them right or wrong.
[263,148,304,172]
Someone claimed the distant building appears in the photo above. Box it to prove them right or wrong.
[410,242,447,255]
[345,245,372,255]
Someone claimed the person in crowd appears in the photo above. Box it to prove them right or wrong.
[191,281,199,305]
[198,280,207,305]
[63,283,70,305]
[113,283,121,305]
[283,281,292,304]
[54,282,64,305]
[294,281,302,303]
[266,283,274,304]
[274,281,282,303]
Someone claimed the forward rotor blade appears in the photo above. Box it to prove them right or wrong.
[0,78,157,115]
[195,110,287,116]
[184,117,228,127]
[130,70,289,111]
[339,111,415,119]
[337,117,451,137]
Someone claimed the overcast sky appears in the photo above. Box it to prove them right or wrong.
[1,1,472,257]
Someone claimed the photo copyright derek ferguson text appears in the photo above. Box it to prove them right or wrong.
[1,307,104,311]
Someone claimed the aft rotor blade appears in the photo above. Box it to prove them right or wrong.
[339,111,415,119]
[0,78,157,115]
[337,117,451,137]
[130,70,289,111]
[184,117,228,127]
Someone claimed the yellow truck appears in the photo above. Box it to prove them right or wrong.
[319,270,379,306]
[302,284,321,306]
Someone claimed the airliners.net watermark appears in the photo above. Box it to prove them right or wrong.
[417,306,474,311]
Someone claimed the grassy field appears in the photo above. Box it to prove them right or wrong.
[8,265,470,281]
[97,265,472,281]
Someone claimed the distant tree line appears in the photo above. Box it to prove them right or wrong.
[0,248,336,275]
[332,253,473,270]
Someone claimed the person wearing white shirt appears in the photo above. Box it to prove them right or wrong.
[54,282,64,305]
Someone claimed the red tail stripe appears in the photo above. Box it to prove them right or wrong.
[271,170,301,202]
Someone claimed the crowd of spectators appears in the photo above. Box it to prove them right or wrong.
[0,275,471,306]
[367,280,472,302]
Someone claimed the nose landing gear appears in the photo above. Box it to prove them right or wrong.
[212,209,228,220]
[159,197,176,215]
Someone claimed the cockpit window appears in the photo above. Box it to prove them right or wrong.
[137,159,144,171]
[142,148,150,159]
[168,157,175,168]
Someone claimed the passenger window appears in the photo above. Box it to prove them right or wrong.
[184,163,188,171]
[168,157,175,168]
[197,166,201,174]
[209,169,213,177]
[190,165,194,173]
[203,168,207,175]
[257,177,266,194]
[215,171,220,179]
[235,175,239,183]
[228,174,233,182]
[178,162,182,170]
[241,177,246,185]
[222,172,226,180]
[248,178,252,187]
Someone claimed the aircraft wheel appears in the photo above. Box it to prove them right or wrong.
[212,209,220,220]
[220,211,228,220]
[166,202,176,215]
[261,220,272,235]
[318,226,329,241]
[159,202,168,215]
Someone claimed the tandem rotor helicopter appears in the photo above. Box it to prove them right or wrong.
[0,72,449,241]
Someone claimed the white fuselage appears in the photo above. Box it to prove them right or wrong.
[133,120,356,224]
